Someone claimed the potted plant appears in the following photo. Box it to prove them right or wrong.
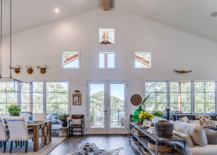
[7,104,21,116]
[90,109,95,127]
[57,114,70,127]
[133,94,151,123]
[139,111,154,125]
[152,110,163,123]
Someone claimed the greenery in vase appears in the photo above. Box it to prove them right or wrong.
[57,114,69,120]
[7,104,21,115]
[139,111,154,121]
[152,110,163,117]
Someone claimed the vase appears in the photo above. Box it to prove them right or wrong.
[155,120,173,138]
[61,119,68,127]
[10,114,20,116]
[144,119,148,125]
[133,106,145,123]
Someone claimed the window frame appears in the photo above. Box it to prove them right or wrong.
[144,80,217,114]
[62,51,81,70]
[135,52,151,69]
[98,51,117,70]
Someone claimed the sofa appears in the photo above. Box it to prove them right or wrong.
[172,114,217,121]
[172,120,217,155]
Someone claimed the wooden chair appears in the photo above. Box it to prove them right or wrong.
[68,115,84,137]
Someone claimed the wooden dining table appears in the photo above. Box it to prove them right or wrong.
[5,121,52,152]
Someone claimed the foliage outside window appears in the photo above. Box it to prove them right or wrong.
[170,82,191,114]
[194,82,215,114]
[21,83,30,112]
[46,82,68,115]
[0,82,17,114]
[145,82,167,113]
[33,82,43,113]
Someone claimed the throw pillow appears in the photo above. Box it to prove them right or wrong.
[205,130,217,145]
[174,122,208,146]
[180,116,189,123]
[200,119,216,128]
[188,120,200,125]
[72,119,82,125]
[173,130,194,147]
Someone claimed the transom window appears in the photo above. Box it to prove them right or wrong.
[62,52,80,69]
[99,52,115,69]
[135,52,151,68]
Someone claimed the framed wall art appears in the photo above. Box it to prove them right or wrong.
[73,94,82,105]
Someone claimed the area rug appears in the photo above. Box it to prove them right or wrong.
[69,143,123,155]
[0,137,66,155]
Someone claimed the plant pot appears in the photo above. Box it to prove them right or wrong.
[155,120,173,138]
[10,114,20,116]
[61,119,68,127]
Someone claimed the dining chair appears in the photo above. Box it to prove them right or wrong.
[32,113,46,122]
[0,117,9,153]
[20,113,30,122]
[5,117,34,153]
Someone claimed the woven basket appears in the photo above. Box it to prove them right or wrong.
[142,148,151,155]
[148,141,173,153]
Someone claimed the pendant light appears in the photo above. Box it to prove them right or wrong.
[0,0,23,92]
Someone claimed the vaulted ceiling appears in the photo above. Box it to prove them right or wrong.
[1,0,217,42]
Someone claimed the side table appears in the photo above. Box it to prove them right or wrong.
[59,127,69,137]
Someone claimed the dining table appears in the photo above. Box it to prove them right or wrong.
[5,121,52,152]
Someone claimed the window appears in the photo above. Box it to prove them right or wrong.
[33,82,43,113]
[145,82,167,112]
[170,82,191,114]
[0,82,17,114]
[194,82,215,114]
[62,52,80,69]
[46,82,68,115]
[135,52,151,68]
[21,83,31,112]
[99,52,115,69]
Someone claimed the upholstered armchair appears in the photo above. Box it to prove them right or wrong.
[0,117,9,153]
[5,117,34,153]
[32,113,46,122]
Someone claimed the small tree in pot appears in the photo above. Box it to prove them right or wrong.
[58,114,70,127]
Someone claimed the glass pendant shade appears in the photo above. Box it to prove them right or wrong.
[0,78,23,92]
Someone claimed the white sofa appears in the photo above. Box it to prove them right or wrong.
[172,121,217,155]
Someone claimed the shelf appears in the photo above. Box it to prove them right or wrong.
[130,138,144,155]
[130,130,182,155]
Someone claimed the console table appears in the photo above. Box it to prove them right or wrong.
[129,122,186,155]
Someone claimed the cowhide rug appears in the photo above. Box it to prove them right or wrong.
[71,143,123,155]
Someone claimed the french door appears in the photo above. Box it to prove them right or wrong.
[87,81,128,134]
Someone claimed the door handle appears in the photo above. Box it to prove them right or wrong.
[105,110,107,115]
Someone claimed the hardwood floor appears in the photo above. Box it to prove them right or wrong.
[48,135,137,155]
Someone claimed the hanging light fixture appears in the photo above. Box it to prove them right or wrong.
[0,0,23,92]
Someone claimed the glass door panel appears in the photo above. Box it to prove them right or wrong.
[89,84,105,128]
[110,84,125,128]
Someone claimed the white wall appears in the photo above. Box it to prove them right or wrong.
[2,8,217,115]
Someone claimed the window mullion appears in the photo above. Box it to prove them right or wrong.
[167,81,170,109]
[30,82,33,113]
[191,81,194,115]
[215,82,217,114]
[43,81,46,114]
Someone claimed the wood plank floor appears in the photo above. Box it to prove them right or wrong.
[48,135,137,155]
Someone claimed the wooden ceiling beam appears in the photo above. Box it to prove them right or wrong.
[103,0,111,11]
[64,54,79,65]
[135,55,149,67]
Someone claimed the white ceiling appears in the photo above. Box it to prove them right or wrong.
[1,0,217,42]
[115,0,217,42]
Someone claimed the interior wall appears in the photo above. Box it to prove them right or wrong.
[2,8,217,115]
